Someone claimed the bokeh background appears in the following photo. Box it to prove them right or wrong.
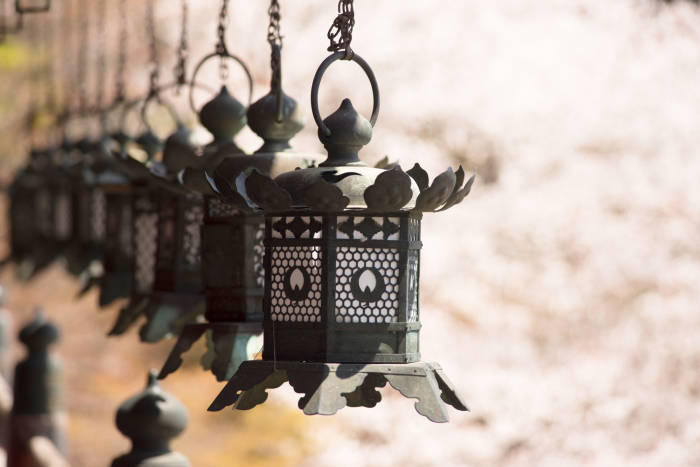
[1,0,699,465]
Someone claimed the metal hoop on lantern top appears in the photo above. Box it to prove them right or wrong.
[311,51,380,137]
[188,52,254,115]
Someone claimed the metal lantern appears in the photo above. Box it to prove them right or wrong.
[7,149,47,270]
[209,52,475,423]
[97,156,134,307]
[159,38,321,382]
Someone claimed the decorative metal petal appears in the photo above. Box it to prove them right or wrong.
[414,167,457,212]
[158,324,208,380]
[373,155,398,170]
[205,170,253,213]
[407,162,430,191]
[364,166,414,211]
[438,172,476,212]
[300,179,350,211]
[245,170,293,212]
[179,167,216,195]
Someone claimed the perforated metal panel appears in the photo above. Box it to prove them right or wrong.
[118,202,133,259]
[90,189,106,242]
[406,251,419,323]
[207,197,239,219]
[54,191,72,241]
[335,246,400,323]
[35,188,52,237]
[182,204,204,267]
[253,225,265,288]
[270,246,322,322]
[133,196,158,293]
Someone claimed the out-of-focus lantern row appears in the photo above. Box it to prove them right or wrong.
[5,0,475,423]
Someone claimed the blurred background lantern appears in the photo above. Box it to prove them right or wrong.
[158,0,322,382]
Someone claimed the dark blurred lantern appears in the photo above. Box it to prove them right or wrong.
[209,52,474,423]
[159,1,322,381]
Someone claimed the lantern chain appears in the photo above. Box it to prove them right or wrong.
[95,0,107,112]
[115,0,127,102]
[174,0,189,90]
[268,0,282,93]
[216,0,229,81]
[77,0,90,115]
[147,0,160,96]
[327,0,355,59]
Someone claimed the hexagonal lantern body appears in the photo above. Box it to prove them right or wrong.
[263,210,421,363]
[8,151,47,263]
[98,169,134,307]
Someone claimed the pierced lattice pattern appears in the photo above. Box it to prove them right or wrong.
[90,189,106,242]
[337,216,401,241]
[271,216,323,239]
[208,198,239,218]
[133,199,158,293]
[407,251,419,323]
[54,192,72,241]
[182,204,204,266]
[270,246,322,322]
[119,203,133,258]
[335,246,400,323]
[253,225,265,287]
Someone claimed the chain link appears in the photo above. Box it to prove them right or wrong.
[327,0,355,59]
[216,0,230,81]
[174,0,189,89]
[115,0,127,102]
[268,0,282,92]
[147,0,160,95]
[77,0,90,114]
[95,0,107,112]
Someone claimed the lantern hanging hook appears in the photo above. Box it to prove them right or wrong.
[187,0,253,115]
[310,54,380,137]
[146,0,160,99]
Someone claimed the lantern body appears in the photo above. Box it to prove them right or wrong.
[153,189,203,295]
[263,211,422,363]
[99,182,133,307]
[202,196,265,323]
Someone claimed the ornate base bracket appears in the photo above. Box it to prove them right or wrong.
[208,360,469,423]
[138,293,205,343]
[158,322,262,382]
[99,273,132,307]
[108,297,148,336]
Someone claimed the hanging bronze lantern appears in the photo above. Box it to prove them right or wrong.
[7,149,48,271]
[97,152,135,307]
[159,0,322,381]
[208,50,475,423]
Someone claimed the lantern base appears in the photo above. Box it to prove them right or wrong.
[208,360,469,423]
[108,296,149,336]
[159,322,262,382]
[138,293,205,343]
[99,272,132,307]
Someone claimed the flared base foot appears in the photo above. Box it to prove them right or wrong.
[209,360,469,423]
